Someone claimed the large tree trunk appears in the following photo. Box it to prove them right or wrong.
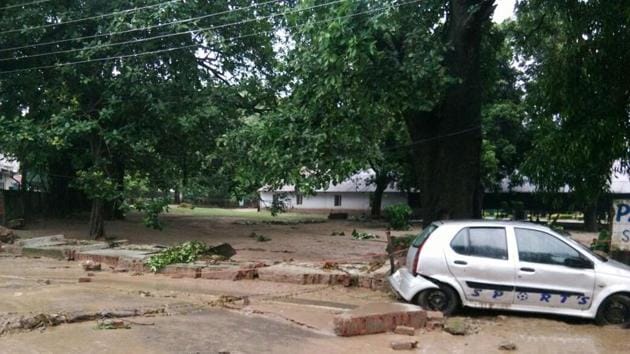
[108,159,125,220]
[583,201,599,232]
[406,0,494,225]
[19,163,30,219]
[88,134,106,239]
[371,171,389,218]
[173,185,181,204]
[89,198,105,239]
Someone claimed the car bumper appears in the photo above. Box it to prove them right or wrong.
[388,267,439,302]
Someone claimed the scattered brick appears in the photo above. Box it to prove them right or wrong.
[333,303,426,337]
[499,341,517,351]
[78,277,91,283]
[80,260,101,271]
[394,325,415,336]
[391,340,418,350]
[426,311,444,321]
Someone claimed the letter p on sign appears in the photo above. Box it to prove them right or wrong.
[612,200,630,251]
[616,203,630,222]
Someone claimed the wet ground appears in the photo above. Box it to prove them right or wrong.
[1,255,628,354]
[15,213,407,263]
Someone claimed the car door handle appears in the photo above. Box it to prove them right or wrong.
[454,260,468,265]
[520,267,535,273]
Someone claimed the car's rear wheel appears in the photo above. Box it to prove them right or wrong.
[416,284,459,316]
[595,294,630,326]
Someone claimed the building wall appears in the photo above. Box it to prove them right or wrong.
[259,191,408,211]
[0,172,19,190]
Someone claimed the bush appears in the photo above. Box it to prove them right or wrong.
[591,229,611,253]
[391,234,416,249]
[135,198,170,230]
[383,204,413,230]
[145,241,208,272]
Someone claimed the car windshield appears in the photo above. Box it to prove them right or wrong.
[412,224,438,247]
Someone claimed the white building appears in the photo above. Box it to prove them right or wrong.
[258,171,408,212]
[0,155,20,190]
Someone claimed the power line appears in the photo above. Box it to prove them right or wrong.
[381,126,482,152]
[0,0,280,54]
[0,0,50,11]
[0,0,419,74]
[0,0,180,35]
[0,0,346,63]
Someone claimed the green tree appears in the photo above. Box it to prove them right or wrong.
[0,0,279,237]
[227,0,496,224]
[514,0,630,230]
[480,22,530,192]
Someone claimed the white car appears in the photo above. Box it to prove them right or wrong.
[388,220,630,325]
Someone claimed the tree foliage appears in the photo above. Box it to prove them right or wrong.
[0,0,280,236]
[226,0,495,224]
[513,0,630,228]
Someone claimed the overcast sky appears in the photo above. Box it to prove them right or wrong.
[493,0,516,23]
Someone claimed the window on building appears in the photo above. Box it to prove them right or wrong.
[334,195,342,207]
[296,194,303,205]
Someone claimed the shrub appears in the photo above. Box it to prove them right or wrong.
[591,229,611,253]
[383,204,413,230]
[135,198,170,230]
[145,241,208,272]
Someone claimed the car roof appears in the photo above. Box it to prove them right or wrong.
[432,219,553,231]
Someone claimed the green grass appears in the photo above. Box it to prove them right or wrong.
[167,205,327,221]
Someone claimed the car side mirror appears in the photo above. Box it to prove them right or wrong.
[564,256,593,269]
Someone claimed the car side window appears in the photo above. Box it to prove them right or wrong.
[450,227,508,260]
[515,228,580,266]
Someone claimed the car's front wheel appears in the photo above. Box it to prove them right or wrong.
[416,285,459,316]
[595,294,630,326]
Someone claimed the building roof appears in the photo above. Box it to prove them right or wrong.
[498,165,630,194]
[0,154,19,173]
[262,165,630,195]
[260,170,402,193]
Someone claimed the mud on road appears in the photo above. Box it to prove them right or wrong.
[1,255,629,354]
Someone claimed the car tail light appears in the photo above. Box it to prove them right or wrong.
[412,240,426,276]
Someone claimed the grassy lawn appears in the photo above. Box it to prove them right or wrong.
[167,205,327,221]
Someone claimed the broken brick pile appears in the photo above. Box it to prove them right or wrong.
[1,235,391,290]
[333,302,427,336]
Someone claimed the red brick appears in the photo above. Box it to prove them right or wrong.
[78,277,91,283]
[425,320,444,331]
[391,340,418,350]
[426,311,444,321]
[394,325,415,336]
[201,267,256,281]
[160,264,202,278]
[333,303,427,337]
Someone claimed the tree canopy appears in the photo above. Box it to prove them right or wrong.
[513,0,630,229]
[0,0,626,232]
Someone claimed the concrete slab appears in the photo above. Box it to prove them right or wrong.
[333,302,427,337]
[16,234,66,247]
[22,243,110,260]
[76,248,154,271]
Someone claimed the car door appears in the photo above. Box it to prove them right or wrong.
[445,226,516,305]
[513,227,595,310]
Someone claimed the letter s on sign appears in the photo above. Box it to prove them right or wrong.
[622,230,630,242]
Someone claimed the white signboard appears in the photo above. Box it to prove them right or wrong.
[612,200,630,251]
